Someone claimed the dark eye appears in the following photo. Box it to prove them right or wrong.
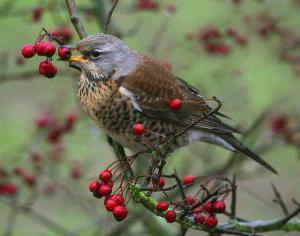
[90,49,102,59]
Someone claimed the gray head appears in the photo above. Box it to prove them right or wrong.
[68,33,136,80]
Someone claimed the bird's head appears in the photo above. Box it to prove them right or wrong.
[68,33,134,80]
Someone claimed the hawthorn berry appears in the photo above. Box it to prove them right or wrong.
[22,44,35,58]
[113,205,128,221]
[165,210,177,223]
[35,42,47,56]
[185,196,196,205]
[71,167,82,179]
[203,201,214,213]
[0,184,18,195]
[213,200,226,213]
[23,174,36,186]
[47,127,62,143]
[105,199,117,211]
[99,184,112,197]
[14,167,25,176]
[32,6,43,22]
[52,27,73,43]
[159,177,165,188]
[166,4,176,15]
[114,194,125,206]
[204,215,218,228]
[89,181,100,192]
[99,169,112,182]
[157,201,169,212]
[271,116,288,134]
[136,0,159,11]
[183,175,195,185]
[133,123,145,135]
[39,60,57,78]
[43,41,56,57]
[194,212,206,224]
[58,47,71,60]
[169,98,182,110]
[35,115,52,128]
[31,152,42,163]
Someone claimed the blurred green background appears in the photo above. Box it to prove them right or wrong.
[0,0,300,235]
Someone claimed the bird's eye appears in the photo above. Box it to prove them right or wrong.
[90,49,102,59]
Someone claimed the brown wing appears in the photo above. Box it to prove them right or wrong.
[120,55,239,134]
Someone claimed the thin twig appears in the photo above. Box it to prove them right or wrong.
[65,0,88,39]
[231,174,237,219]
[271,183,289,216]
[104,0,119,33]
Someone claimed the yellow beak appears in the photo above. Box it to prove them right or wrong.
[68,55,86,62]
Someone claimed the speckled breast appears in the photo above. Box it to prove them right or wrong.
[77,78,189,153]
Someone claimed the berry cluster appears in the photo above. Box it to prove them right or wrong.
[154,174,227,228]
[21,32,72,79]
[35,111,79,143]
[89,169,128,221]
[187,26,248,55]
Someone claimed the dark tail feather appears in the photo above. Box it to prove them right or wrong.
[219,134,278,175]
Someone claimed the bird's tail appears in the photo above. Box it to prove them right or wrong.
[218,133,278,175]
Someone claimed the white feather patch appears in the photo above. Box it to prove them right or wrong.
[119,86,142,111]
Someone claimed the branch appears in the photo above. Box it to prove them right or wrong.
[65,0,87,39]
[130,184,300,235]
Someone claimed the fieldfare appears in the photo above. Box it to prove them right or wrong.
[67,33,277,174]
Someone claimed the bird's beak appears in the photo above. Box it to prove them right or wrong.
[68,55,87,63]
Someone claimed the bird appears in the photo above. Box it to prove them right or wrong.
[66,33,277,174]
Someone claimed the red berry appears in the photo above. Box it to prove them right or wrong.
[31,152,42,163]
[66,112,78,124]
[58,47,71,60]
[133,123,145,135]
[113,205,128,221]
[0,184,18,196]
[166,4,176,14]
[157,201,169,212]
[35,42,47,56]
[22,44,35,58]
[14,167,25,176]
[35,115,52,128]
[47,127,62,143]
[183,175,195,185]
[194,212,206,224]
[159,177,165,188]
[169,98,182,110]
[99,169,112,182]
[39,61,57,78]
[32,6,43,22]
[214,43,231,54]
[271,115,288,134]
[226,28,238,37]
[213,200,226,213]
[236,35,248,46]
[52,27,73,43]
[89,181,100,192]
[165,210,177,223]
[43,41,56,57]
[105,199,117,211]
[99,184,112,196]
[203,202,214,213]
[71,167,81,179]
[23,174,36,186]
[114,194,125,206]
[185,196,196,205]
[204,215,218,228]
